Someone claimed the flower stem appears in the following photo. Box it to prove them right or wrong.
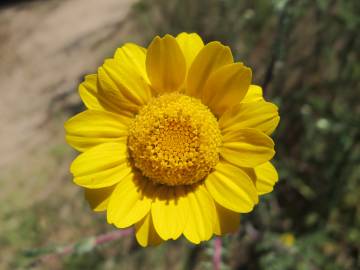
[213,237,222,270]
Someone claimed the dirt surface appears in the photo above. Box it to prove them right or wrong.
[0,0,139,269]
[0,0,139,203]
[0,1,137,266]
[0,0,138,169]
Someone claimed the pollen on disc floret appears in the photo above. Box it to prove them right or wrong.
[128,92,222,186]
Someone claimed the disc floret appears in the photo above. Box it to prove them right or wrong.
[128,93,222,186]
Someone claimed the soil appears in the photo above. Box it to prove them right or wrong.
[0,0,138,267]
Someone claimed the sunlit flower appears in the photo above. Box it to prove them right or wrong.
[65,33,280,246]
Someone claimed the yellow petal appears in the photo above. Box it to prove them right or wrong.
[107,173,152,228]
[183,184,216,244]
[64,110,129,152]
[255,162,279,195]
[205,161,258,213]
[84,185,115,212]
[240,167,257,184]
[146,35,186,93]
[186,41,233,98]
[202,63,252,116]
[97,66,140,117]
[70,143,132,188]
[241,85,263,103]
[114,43,149,82]
[219,101,280,135]
[97,55,153,116]
[151,186,189,240]
[78,72,135,117]
[213,202,240,235]
[102,59,152,106]
[78,74,104,110]
[135,213,164,247]
[220,128,275,167]
[176,32,204,70]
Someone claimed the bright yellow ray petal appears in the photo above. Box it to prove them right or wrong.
[151,186,189,240]
[78,74,104,110]
[135,213,164,247]
[202,63,252,116]
[102,59,152,106]
[97,55,153,116]
[107,173,152,228]
[183,184,216,244]
[219,101,280,135]
[176,32,204,71]
[255,162,279,195]
[97,66,140,117]
[205,161,258,213]
[213,202,240,235]
[220,128,275,167]
[79,73,134,117]
[240,167,257,183]
[64,110,129,152]
[70,143,132,188]
[241,85,264,103]
[186,41,233,98]
[146,34,186,93]
[84,185,115,212]
[114,43,149,82]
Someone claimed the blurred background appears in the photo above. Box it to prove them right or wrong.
[0,0,359,269]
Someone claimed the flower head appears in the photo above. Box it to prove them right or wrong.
[65,33,280,246]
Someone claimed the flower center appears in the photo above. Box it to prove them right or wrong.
[128,93,222,186]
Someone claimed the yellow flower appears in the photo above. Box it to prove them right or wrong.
[65,33,280,246]
[280,233,295,248]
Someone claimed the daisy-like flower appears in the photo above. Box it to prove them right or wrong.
[65,33,280,247]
